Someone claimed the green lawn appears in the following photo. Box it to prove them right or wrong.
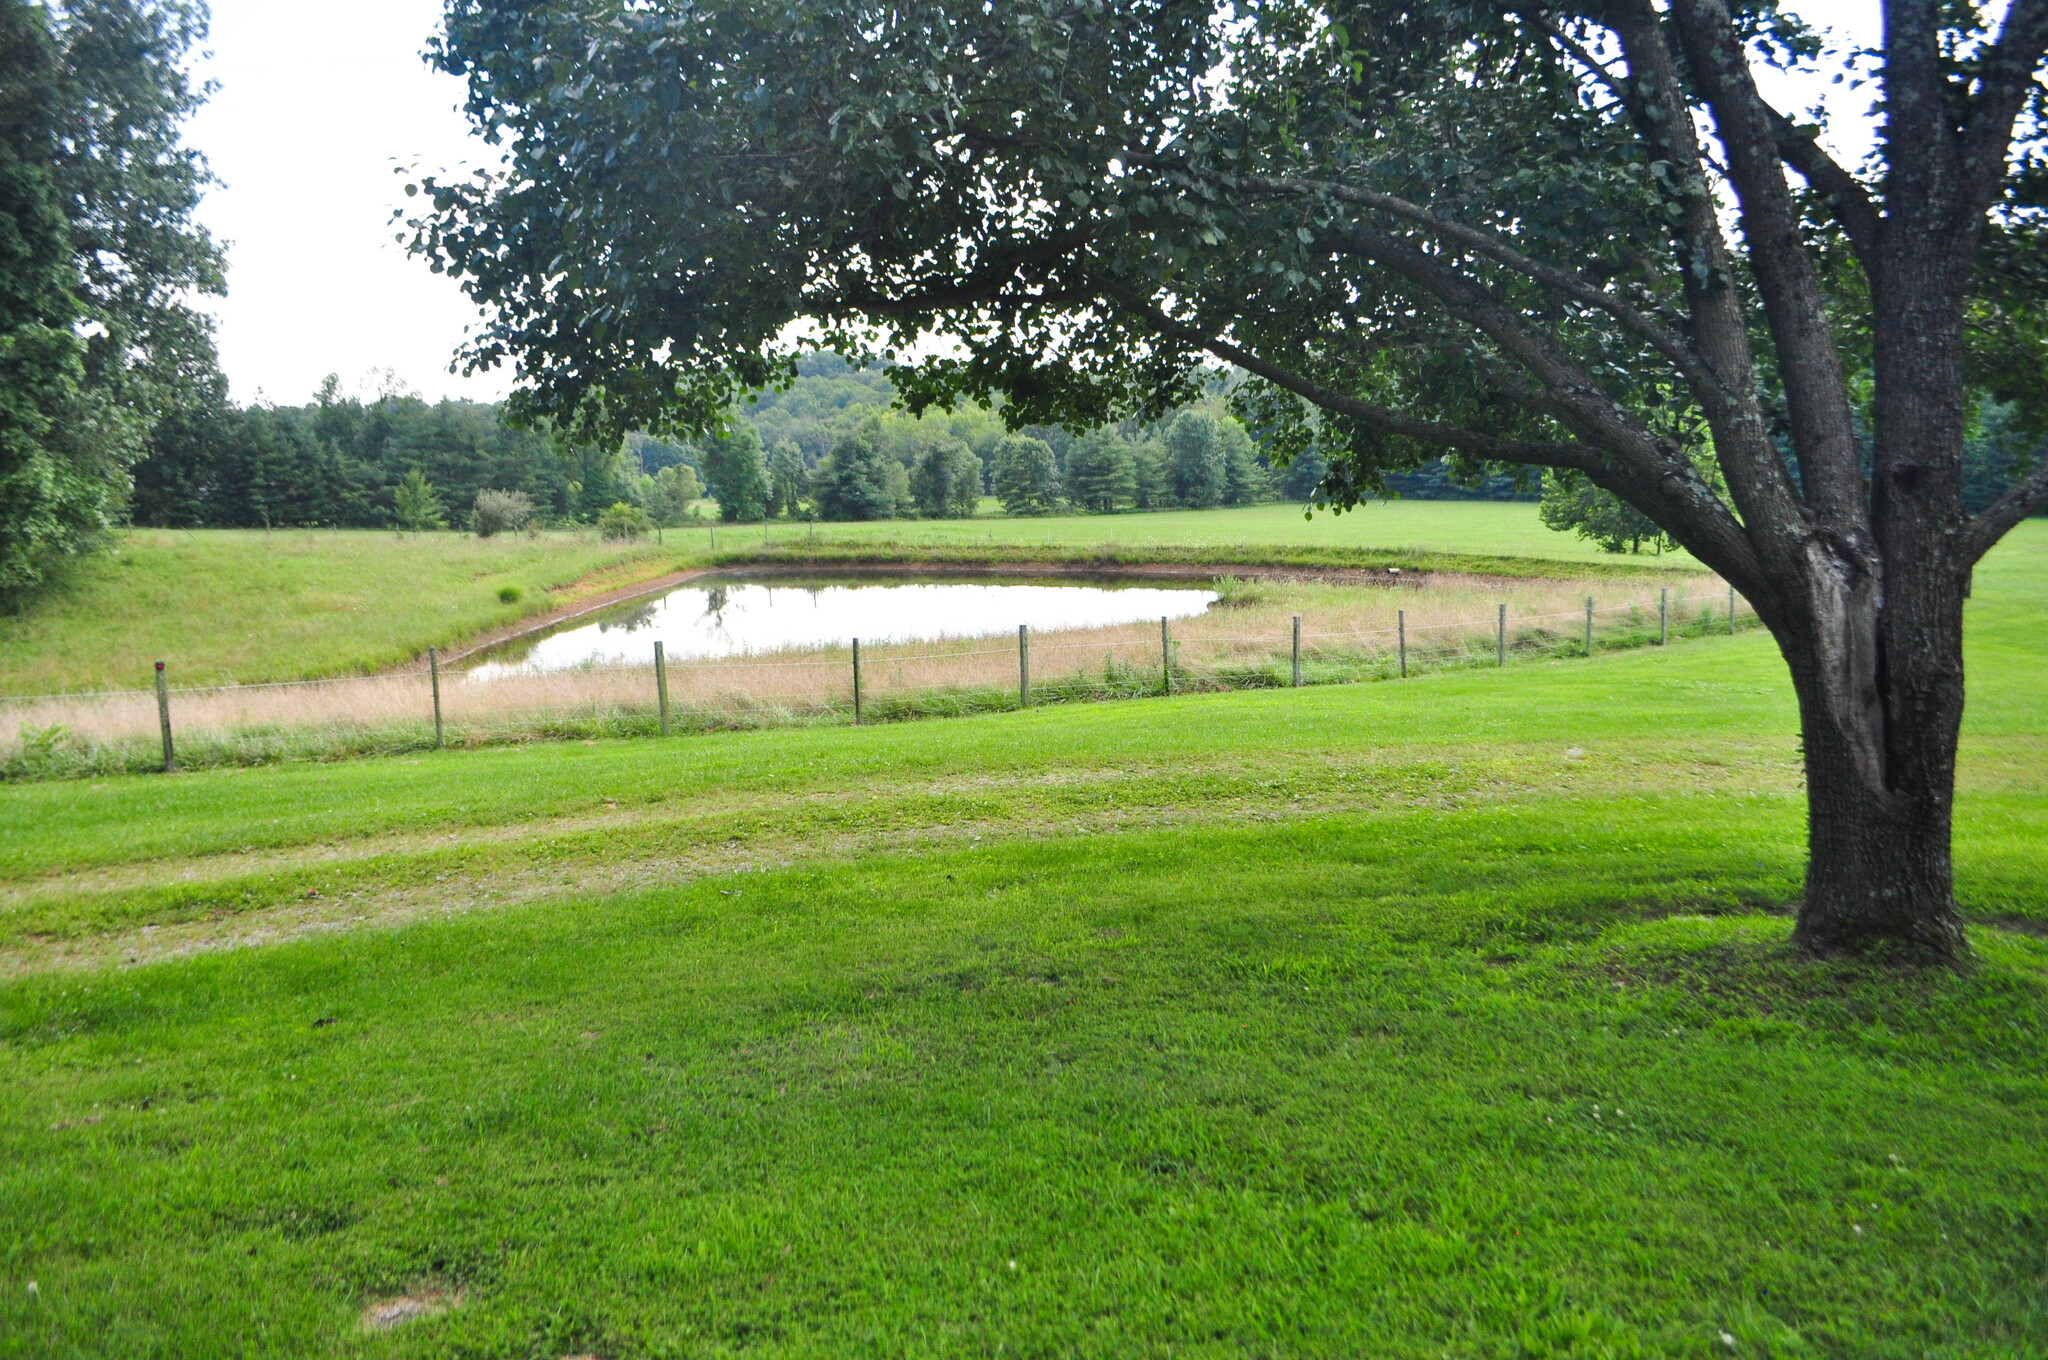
[0,525,2041,1357]
[0,503,1681,698]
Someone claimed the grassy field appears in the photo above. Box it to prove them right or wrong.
[0,503,1688,698]
[695,498,1703,564]
[0,530,685,697]
[0,526,2041,1357]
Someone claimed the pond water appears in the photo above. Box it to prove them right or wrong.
[468,574,1219,677]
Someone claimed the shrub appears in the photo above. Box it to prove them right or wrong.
[497,585,523,604]
[472,488,536,537]
[597,501,654,540]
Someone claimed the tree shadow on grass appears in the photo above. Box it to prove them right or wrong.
[1521,914,2048,1063]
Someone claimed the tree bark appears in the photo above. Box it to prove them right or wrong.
[1783,602,1968,958]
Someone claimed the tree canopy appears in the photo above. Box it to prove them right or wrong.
[0,0,223,600]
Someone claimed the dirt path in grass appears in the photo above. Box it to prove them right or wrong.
[0,740,1808,977]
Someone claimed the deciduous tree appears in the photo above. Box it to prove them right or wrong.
[412,0,2048,960]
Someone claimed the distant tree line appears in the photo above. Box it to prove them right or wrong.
[131,375,652,531]
[114,353,2048,549]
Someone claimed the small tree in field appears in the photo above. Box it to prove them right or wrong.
[412,0,2048,961]
[393,469,445,533]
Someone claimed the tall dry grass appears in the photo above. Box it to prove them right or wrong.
[2,570,1742,779]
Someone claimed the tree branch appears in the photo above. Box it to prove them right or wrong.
[1600,0,1811,574]
[1093,278,1598,471]
[1662,0,1869,533]
[1234,171,1730,403]
[1961,0,2048,212]
[1962,459,2048,563]
[1322,222,1763,584]
[1762,104,1879,257]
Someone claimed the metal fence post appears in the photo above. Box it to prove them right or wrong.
[1728,584,1737,634]
[1497,603,1506,667]
[1160,616,1171,695]
[852,637,863,724]
[1291,616,1301,688]
[429,646,444,748]
[1398,609,1407,678]
[154,661,174,773]
[1018,624,1031,708]
[1660,588,1669,646]
[1584,597,1594,657]
[654,640,671,736]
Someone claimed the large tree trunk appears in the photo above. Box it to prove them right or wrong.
[1773,550,1971,961]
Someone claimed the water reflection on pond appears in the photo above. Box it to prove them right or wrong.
[469,575,1219,677]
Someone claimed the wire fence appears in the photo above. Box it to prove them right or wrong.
[1,583,1754,781]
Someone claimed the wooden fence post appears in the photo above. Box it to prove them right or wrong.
[1160,616,1171,695]
[1291,615,1301,688]
[852,637,863,725]
[1018,624,1031,708]
[1584,598,1594,657]
[1728,584,1736,634]
[1398,609,1407,678]
[654,640,671,736]
[154,661,174,773]
[1660,588,1669,646]
[429,646,444,748]
[1497,603,1506,667]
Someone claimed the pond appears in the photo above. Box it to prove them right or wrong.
[468,573,1220,677]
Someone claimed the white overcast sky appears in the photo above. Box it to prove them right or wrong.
[187,1,1881,409]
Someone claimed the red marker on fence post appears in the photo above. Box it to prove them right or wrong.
[154,661,174,773]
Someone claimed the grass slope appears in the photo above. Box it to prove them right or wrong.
[0,530,683,696]
[0,527,2041,1358]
